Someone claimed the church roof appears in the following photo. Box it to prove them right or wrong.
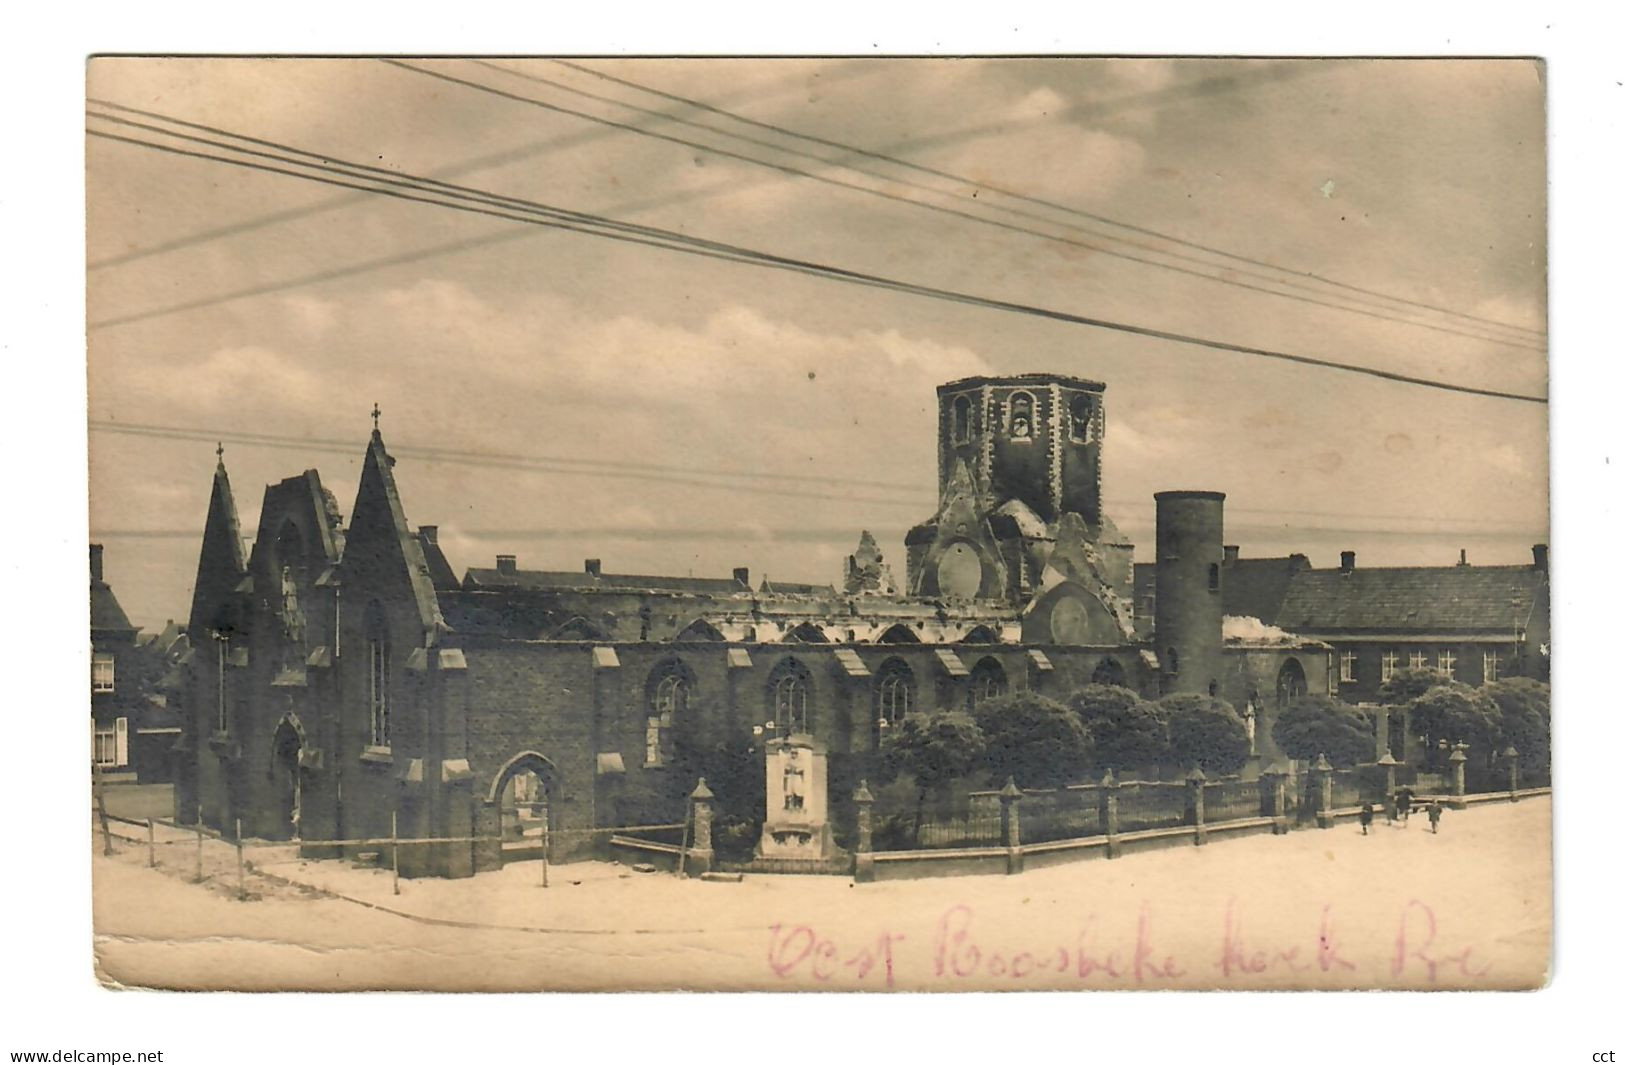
[461,568,751,595]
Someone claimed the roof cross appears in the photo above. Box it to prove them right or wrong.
[371,402,381,432]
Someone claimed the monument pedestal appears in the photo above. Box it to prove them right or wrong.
[756,735,846,864]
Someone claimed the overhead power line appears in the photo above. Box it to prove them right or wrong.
[85,108,1546,404]
[395,60,1543,353]
[84,64,873,272]
[89,421,931,509]
[88,418,1543,535]
[551,59,1546,343]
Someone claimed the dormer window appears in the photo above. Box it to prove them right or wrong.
[1007,391,1035,441]
[951,395,972,445]
[1069,394,1096,444]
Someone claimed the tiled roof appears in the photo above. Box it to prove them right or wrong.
[1221,555,1312,625]
[462,568,750,595]
[90,580,137,638]
[1274,565,1547,635]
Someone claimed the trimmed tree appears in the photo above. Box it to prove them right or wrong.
[879,710,986,843]
[1377,666,1450,706]
[972,690,1093,789]
[1272,694,1375,767]
[1409,681,1503,759]
[1485,677,1551,779]
[1159,693,1251,776]
[1069,683,1169,774]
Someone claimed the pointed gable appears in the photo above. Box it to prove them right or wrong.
[187,457,248,637]
[345,430,444,643]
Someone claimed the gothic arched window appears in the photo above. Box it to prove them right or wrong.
[969,656,1008,710]
[769,658,812,736]
[645,661,692,767]
[364,600,390,748]
[951,395,972,445]
[874,658,916,731]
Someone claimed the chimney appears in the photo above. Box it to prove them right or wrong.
[1339,550,1356,574]
[495,554,517,575]
[1532,543,1548,573]
[733,566,751,590]
[1457,548,1469,567]
[419,525,438,545]
[1223,545,1240,563]
[90,543,104,583]
[584,558,602,577]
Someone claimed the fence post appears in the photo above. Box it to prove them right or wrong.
[194,803,204,883]
[1261,761,1290,834]
[687,778,715,876]
[235,818,245,901]
[999,777,1024,875]
[1186,767,1208,845]
[853,780,875,883]
[147,818,156,867]
[391,811,400,895]
[1504,745,1520,801]
[1447,745,1468,809]
[1099,770,1121,858]
[1313,753,1336,829]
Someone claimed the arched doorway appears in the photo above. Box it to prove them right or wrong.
[1276,658,1307,711]
[487,752,559,864]
[270,714,304,841]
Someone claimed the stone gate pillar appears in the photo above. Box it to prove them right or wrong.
[1186,767,1208,845]
[1312,753,1335,829]
[999,777,1024,875]
[853,779,875,883]
[1099,769,1121,857]
[687,778,715,876]
[1505,745,1520,801]
[1448,745,1468,809]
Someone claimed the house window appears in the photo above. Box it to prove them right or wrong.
[93,718,127,768]
[951,395,972,445]
[875,660,915,729]
[770,660,811,735]
[1340,652,1357,683]
[92,653,115,693]
[1166,646,1180,675]
[1007,392,1035,440]
[365,602,390,748]
[1409,649,1427,671]
[646,668,688,767]
[1069,394,1096,444]
[969,657,1008,710]
[1483,650,1500,684]
[1208,563,1220,592]
[1381,650,1399,682]
[1437,648,1456,680]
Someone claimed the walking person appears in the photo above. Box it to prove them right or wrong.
[1397,787,1413,827]
[1427,800,1443,834]
[1358,803,1374,835]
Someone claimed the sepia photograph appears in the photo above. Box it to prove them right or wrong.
[83,55,1552,994]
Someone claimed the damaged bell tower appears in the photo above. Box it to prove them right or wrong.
[904,374,1135,641]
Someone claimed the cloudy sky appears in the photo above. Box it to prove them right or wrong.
[85,58,1547,631]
